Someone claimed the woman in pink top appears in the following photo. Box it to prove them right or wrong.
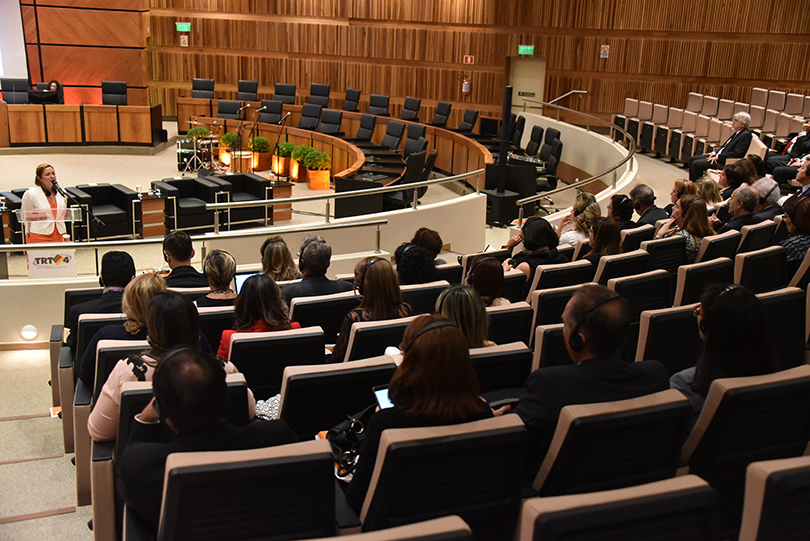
[217,274,300,360]
[88,290,254,442]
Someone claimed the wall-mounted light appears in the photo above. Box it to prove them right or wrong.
[21,325,38,340]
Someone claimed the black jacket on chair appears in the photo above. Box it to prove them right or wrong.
[717,213,762,234]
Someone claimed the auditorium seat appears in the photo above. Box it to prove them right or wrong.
[203,172,273,228]
[612,98,638,141]
[787,246,810,289]
[35,81,64,103]
[486,301,533,346]
[65,183,137,240]
[694,230,741,263]
[635,304,702,375]
[626,101,653,144]
[694,118,724,156]
[668,110,698,162]
[151,176,221,233]
[308,82,330,107]
[620,223,655,252]
[227,326,326,398]
[322,516,475,541]
[344,316,417,362]
[640,104,668,152]
[527,260,595,295]
[532,323,572,369]
[528,284,583,346]
[700,95,719,117]
[734,245,786,294]
[297,103,322,130]
[716,98,734,121]
[258,99,283,124]
[289,291,360,344]
[317,109,344,136]
[278,356,397,439]
[400,279,449,315]
[757,287,805,368]
[681,364,810,537]
[750,87,768,108]
[510,115,526,149]
[767,89,786,112]
[640,236,686,276]
[737,220,776,254]
[431,101,452,127]
[685,92,703,113]
[497,268,525,303]
[354,416,527,540]
[459,249,511,277]
[101,80,127,105]
[608,269,672,323]
[400,96,421,122]
[749,105,766,131]
[771,214,788,245]
[681,114,710,163]
[734,101,749,114]
[654,107,682,155]
[739,456,810,541]
[804,96,810,117]
[456,109,479,133]
[524,125,544,157]
[344,113,376,142]
[518,476,718,541]
[368,93,390,116]
[216,99,242,120]
[0,77,30,103]
[532,390,691,496]
[235,79,258,101]
[274,82,296,104]
[593,249,650,286]
[470,342,532,394]
[544,127,561,145]
[197,306,235,351]
[382,149,426,210]
[191,77,214,99]
[673,257,734,306]
[342,88,361,112]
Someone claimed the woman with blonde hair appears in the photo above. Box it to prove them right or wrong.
[197,249,238,307]
[78,273,167,386]
[435,285,494,348]
[331,257,414,362]
[695,179,722,205]
[261,236,300,282]
[665,179,698,215]
[557,192,601,246]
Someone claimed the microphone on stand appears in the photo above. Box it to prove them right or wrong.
[252,106,267,119]
[51,180,68,198]
[278,112,292,125]
[237,104,251,113]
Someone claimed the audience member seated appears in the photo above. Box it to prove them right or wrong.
[670,284,777,427]
[584,217,621,267]
[503,217,569,298]
[217,274,300,360]
[410,227,446,265]
[695,178,723,205]
[435,285,494,348]
[280,235,353,304]
[66,251,135,350]
[331,257,415,363]
[393,243,438,285]
[260,236,300,282]
[465,256,509,307]
[118,347,297,535]
[745,154,767,179]
[778,195,810,278]
[511,284,669,481]
[607,194,637,230]
[78,273,166,386]
[751,177,783,221]
[196,250,238,307]
[630,183,669,226]
[344,315,493,512]
[711,185,761,233]
[657,195,714,264]
[789,161,810,197]
[88,291,240,442]
[665,179,697,215]
[765,117,810,177]
[687,112,752,182]
[162,231,209,288]
[556,192,601,246]
[717,162,751,200]
[771,153,810,186]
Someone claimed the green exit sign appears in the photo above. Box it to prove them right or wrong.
[518,45,534,56]
[176,22,191,32]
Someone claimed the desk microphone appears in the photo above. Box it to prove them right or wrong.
[237,104,251,112]
[278,112,292,125]
[256,106,267,112]
[51,180,68,198]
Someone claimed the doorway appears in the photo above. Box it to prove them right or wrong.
[507,56,546,114]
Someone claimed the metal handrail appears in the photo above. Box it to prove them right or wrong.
[548,90,587,105]
[514,98,637,224]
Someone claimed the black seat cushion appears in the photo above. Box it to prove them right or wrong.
[178,197,210,215]
[92,204,128,224]
[232,192,260,203]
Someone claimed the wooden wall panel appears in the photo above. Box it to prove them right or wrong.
[21,6,38,43]
[37,0,149,9]
[35,8,146,48]
[40,46,147,87]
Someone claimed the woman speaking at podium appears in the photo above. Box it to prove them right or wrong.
[21,163,68,243]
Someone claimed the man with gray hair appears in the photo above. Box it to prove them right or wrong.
[688,111,753,181]
[629,183,668,226]
[280,235,353,304]
[715,185,762,233]
[752,177,783,221]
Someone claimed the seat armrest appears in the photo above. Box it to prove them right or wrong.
[92,440,114,462]
[75,379,92,407]
[0,191,23,206]
[151,181,178,198]
[66,187,92,207]
[112,184,137,213]
[207,178,233,191]
[59,345,74,370]
[334,481,361,529]
[50,324,63,342]
[192,177,222,202]
[244,174,271,194]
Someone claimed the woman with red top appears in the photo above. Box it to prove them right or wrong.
[216,274,300,359]
[21,163,68,243]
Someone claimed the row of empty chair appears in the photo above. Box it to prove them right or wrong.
[0,78,128,105]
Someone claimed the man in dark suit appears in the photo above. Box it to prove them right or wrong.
[765,118,810,175]
[688,112,753,181]
[162,231,209,288]
[752,177,783,221]
[66,250,135,350]
[629,184,669,226]
[714,185,762,233]
[280,235,353,304]
[511,284,669,482]
[118,347,297,535]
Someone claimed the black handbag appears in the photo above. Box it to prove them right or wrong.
[326,404,377,480]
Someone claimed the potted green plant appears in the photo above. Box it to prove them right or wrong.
[185,127,210,140]
[248,136,271,171]
[218,132,241,164]
[290,145,316,182]
[273,141,296,177]
[304,150,331,190]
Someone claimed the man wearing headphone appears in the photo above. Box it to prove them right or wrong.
[511,284,669,483]
[280,235,353,305]
[629,184,669,226]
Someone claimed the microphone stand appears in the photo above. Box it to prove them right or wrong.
[271,113,292,182]
[232,105,251,173]
[246,107,265,174]
[53,181,106,241]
